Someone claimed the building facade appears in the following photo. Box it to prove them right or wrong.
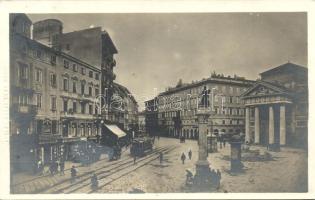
[33,19,118,122]
[110,83,139,132]
[137,111,146,133]
[150,74,255,139]
[242,63,308,149]
[10,14,102,172]
[144,98,159,136]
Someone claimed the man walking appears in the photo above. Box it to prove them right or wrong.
[49,161,54,176]
[59,159,65,175]
[188,150,192,160]
[133,154,137,165]
[181,153,186,164]
[159,152,163,164]
[70,165,77,183]
[90,173,98,190]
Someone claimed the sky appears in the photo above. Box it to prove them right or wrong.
[28,13,307,110]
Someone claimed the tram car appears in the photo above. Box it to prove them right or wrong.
[130,137,154,157]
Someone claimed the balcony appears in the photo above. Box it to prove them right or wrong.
[39,134,62,145]
[103,70,116,80]
[60,110,97,120]
[11,104,37,117]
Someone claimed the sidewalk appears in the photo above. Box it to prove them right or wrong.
[11,145,131,194]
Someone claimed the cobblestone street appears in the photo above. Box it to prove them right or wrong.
[97,137,308,193]
[11,137,307,193]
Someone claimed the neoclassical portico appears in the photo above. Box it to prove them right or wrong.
[242,81,292,150]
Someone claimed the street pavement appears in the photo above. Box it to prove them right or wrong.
[97,137,307,193]
[11,146,127,194]
[11,137,308,193]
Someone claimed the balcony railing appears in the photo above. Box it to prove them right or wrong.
[39,134,62,144]
[60,110,97,120]
[11,104,37,116]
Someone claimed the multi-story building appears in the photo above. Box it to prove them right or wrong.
[10,14,102,172]
[150,74,255,139]
[242,62,308,149]
[33,19,118,122]
[137,111,146,133]
[144,98,158,136]
[110,83,139,132]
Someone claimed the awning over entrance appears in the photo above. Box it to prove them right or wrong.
[104,124,127,138]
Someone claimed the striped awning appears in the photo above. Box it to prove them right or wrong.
[104,124,127,138]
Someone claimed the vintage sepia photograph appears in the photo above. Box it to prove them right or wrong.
[7,11,309,195]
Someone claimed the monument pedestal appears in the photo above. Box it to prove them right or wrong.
[192,107,214,191]
[229,136,244,173]
[194,160,211,188]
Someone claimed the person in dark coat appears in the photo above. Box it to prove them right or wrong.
[159,152,163,164]
[90,173,98,190]
[54,161,59,175]
[133,154,137,165]
[59,160,65,175]
[49,161,55,176]
[181,153,186,164]
[188,150,192,160]
[216,169,221,189]
[70,165,77,183]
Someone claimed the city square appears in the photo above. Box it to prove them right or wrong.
[11,137,307,193]
[8,12,308,194]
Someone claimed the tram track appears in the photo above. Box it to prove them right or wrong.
[88,146,177,194]
[67,146,176,194]
[42,146,172,194]
[12,147,133,194]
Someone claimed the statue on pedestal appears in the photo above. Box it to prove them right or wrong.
[199,86,210,108]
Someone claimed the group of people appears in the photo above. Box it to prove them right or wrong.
[209,168,222,189]
[74,148,100,166]
[181,149,192,164]
[70,165,98,190]
[218,136,227,149]
[49,160,65,176]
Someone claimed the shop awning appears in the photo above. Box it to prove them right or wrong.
[104,124,127,138]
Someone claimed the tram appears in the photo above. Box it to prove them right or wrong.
[130,137,154,157]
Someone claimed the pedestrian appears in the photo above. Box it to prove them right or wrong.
[70,165,77,183]
[59,160,65,175]
[54,161,59,175]
[159,152,163,164]
[32,161,37,175]
[133,155,137,165]
[90,173,98,190]
[216,169,221,189]
[188,150,192,160]
[49,161,54,176]
[181,153,186,164]
[223,139,226,148]
[37,160,43,175]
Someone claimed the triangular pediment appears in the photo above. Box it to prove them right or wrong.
[242,81,289,97]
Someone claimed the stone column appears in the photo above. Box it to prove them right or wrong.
[197,113,208,161]
[194,107,211,189]
[254,107,260,144]
[268,106,275,145]
[245,107,250,143]
[280,105,286,145]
